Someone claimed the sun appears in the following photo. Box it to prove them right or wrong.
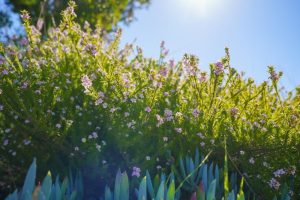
[176,0,221,18]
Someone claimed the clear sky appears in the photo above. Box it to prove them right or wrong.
[120,0,300,92]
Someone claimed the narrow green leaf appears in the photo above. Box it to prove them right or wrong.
[114,169,122,200]
[155,181,165,200]
[120,172,129,200]
[206,179,216,200]
[21,158,37,200]
[138,177,147,200]
[224,139,229,199]
[38,171,52,200]
[146,171,155,199]
[105,186,113,200]
[166,180,175,200]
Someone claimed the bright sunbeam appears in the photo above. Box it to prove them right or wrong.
[176,0,223,18]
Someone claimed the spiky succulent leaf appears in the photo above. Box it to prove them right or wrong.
[120,172,129,200]
[206,179,216,200]
[138,177,147,200]
[21,158,37,200]
[166,180,175,200]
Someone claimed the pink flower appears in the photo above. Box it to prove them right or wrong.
[145,106,151,113]
[132,166,141,177]
[214,62,224,75]
[164,108,173,121]
[156,114,164,127]
[95,98,103,105]
[174,128,182,134]
[3,139,9,146]
[84,44,97,56]
[91,132,98,139]
[192,108,200,118]
[249,157,255,164]
[268,178,280,190]
[230,107,238,117]
[2,69,8,75]
[81,75,92,91]
[21,82,28,89]
[273,169,285,177]
[197,132,204,139]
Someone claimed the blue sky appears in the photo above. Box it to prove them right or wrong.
[120,0,300,92]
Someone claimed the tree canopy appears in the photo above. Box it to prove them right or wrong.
[1,0,150,39]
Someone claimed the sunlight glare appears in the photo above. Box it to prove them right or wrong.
[176,0,223,18]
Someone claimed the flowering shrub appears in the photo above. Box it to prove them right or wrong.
[0,2,299,199]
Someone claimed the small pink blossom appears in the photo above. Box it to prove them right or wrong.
[81,75,92,91]
[197,132,204,139]
[230,107,238,117]
[192,108,200,118]
[249,157,255,164]
[145,106,151,113]
[164,108,173,121]
[132,166,141,177]
[268,178,280,190]
[273,169,285,177]
[174,128,182,134]
[214,62,224,75]
[156,114,164,127]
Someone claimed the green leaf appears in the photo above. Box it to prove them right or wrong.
[227,191,235,200]
[155,181,165,200]
[120,172,129,200]
[70,191,77,200]
[114,169,122,200]
[196,182,205,200]
[21,158,37,200]
[61,178,68,197]
[38,171,52,200]
[4,190,18,200]
[237,178,245,200]
[166,180,175,200]
[105,186,113,200]
[55,176,61,200]
[224,139,229,199]
[206,179,216,200]
[138,177,147,200]
[146,171,155,199]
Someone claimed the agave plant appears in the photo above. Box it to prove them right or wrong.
[173,145,255,200]
[139,171,180,200]
[103,169,129,200]
[5,158,80,200]
[6,152,295,200]
[173,148,224,197]
[104,169,180,200]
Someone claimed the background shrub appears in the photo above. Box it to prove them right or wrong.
[0,2,299,199]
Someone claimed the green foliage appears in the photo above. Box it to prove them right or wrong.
[4,152,296,200]
[5,159,79,200]
[174,148,249,200]
[9,0,149,32]
[0,2,299,199]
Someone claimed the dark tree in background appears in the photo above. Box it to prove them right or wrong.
[1,0,150,39]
